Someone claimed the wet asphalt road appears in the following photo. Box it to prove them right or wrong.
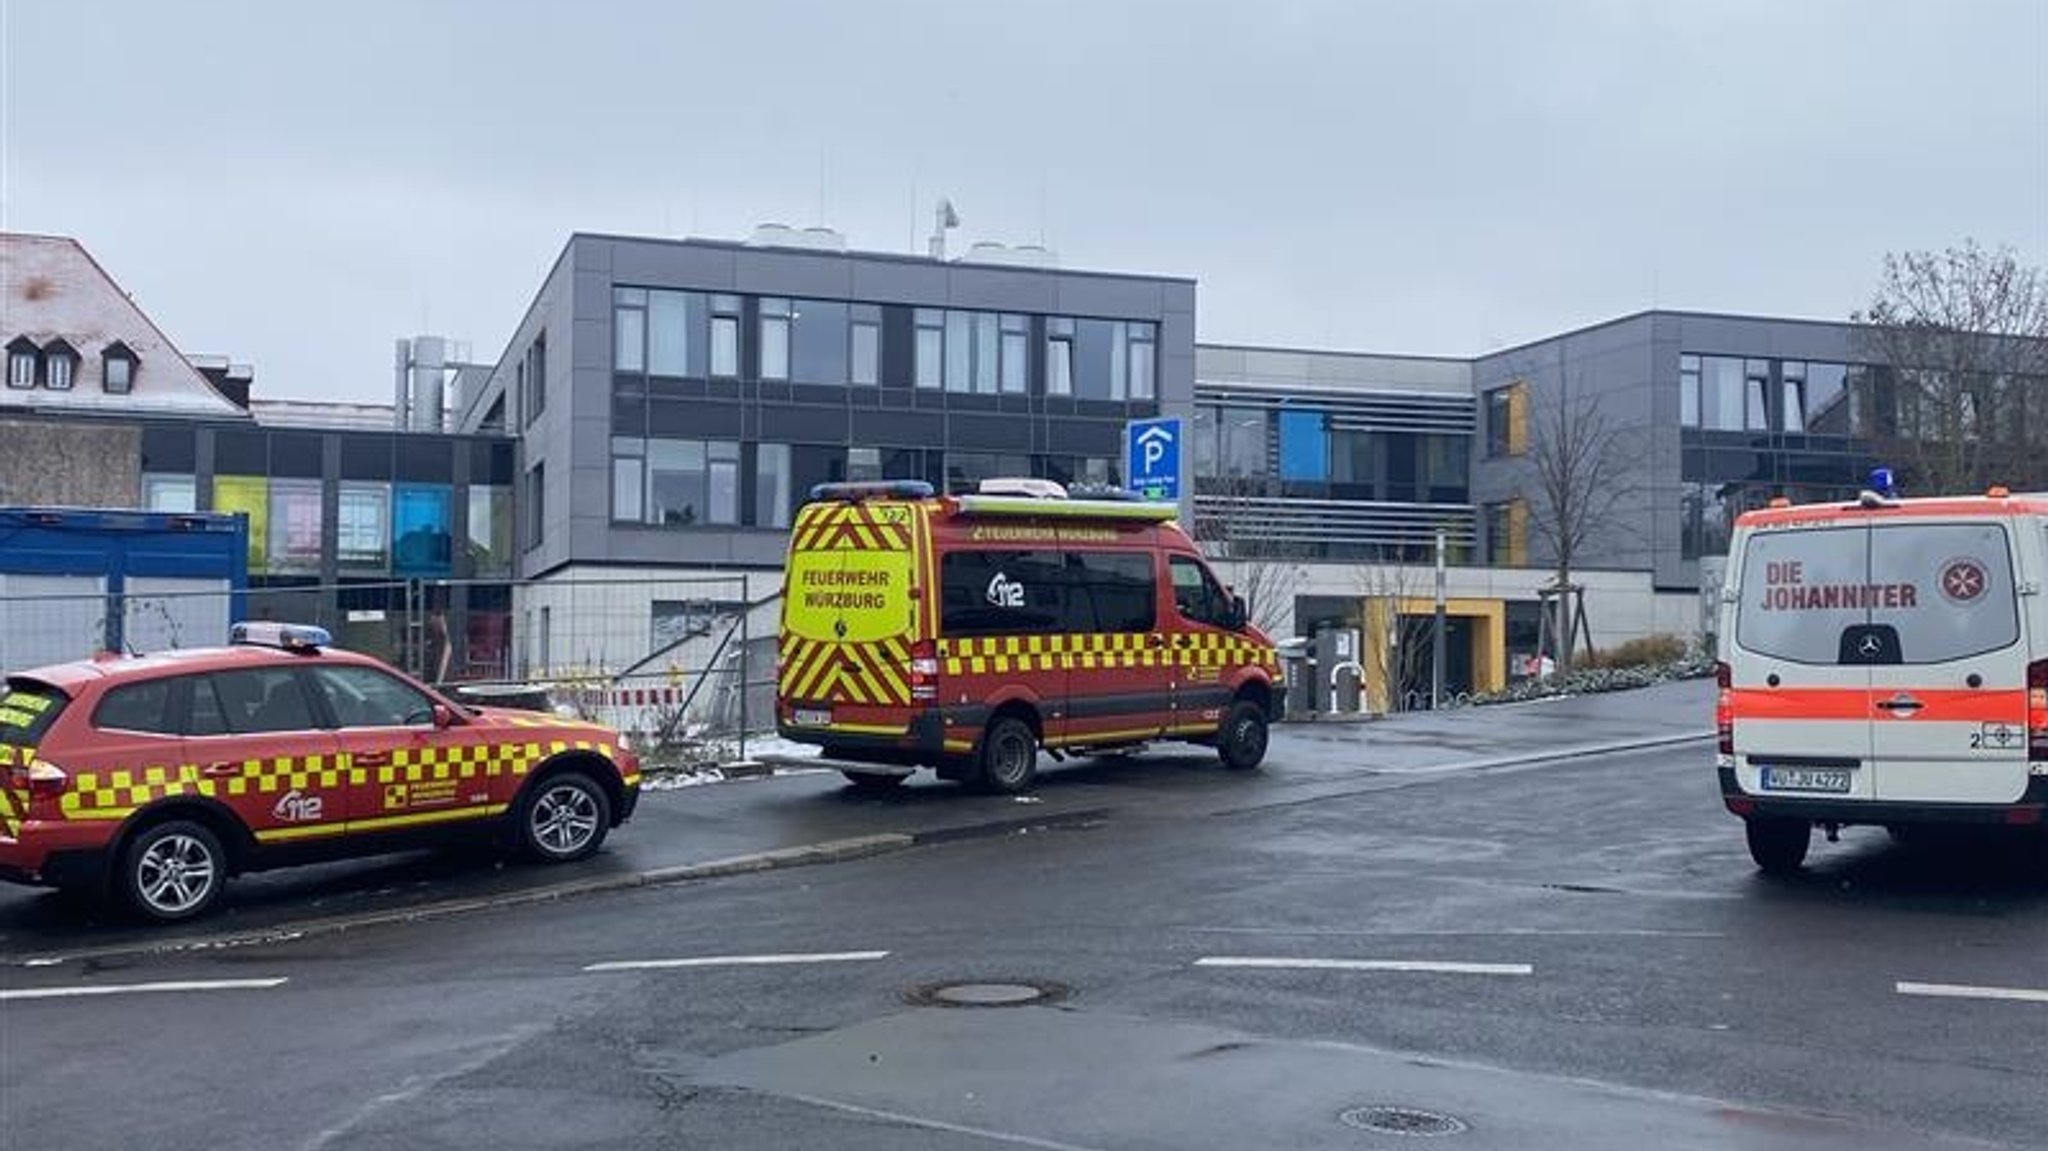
[2,710,2045,1149]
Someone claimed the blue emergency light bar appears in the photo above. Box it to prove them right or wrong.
[807,480,936,503]
[230,621,332,652]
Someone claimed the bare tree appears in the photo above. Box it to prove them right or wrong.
[1523,383,1637,673]
[1852,240,2048,493]
[1353,561,1435,713]
[1192,474,1307,636]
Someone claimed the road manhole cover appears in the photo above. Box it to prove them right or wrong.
[1339,1105,1469,1137]
[903,980,1069,1008]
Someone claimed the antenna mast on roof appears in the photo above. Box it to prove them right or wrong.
[928,198,959,260]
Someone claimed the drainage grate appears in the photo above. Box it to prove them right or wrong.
[1339,1105,1469,1137]
[903,980,1069,1008]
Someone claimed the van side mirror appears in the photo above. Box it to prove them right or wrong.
[433,703,456,729]
[1229,593,1249,630]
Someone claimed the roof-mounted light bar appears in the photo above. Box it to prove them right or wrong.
[230,621,332,653]
[807,480,936,503]
[948,494,1178,521]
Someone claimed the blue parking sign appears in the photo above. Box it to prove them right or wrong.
[1125,417,1181,502]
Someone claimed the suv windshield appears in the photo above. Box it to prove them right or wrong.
[1737,522,2019,665]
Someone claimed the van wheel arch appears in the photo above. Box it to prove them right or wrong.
[115,798,253,879]
[514,752,625,825]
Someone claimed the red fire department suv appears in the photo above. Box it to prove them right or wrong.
[0,623,640,922]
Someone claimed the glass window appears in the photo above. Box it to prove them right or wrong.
[647,438,707,525]
[143,474,197,513]
[7,350,33,388]
[1278,409,1327,482]
[1804,362,1852,434]
[1700,356,1746,430]
[1485,386,1516,457]
[1781,361,1807,433]
[1193,406,1218,478]
[1169,555,1232,628]
[1068,551,1156,633]
[182,675,229,737]
[393,484,453,576]
[945,310,972,393]
[210,667,318,734]
[467,486,512,573]
[1127,322,1156,401]
[614,299,645,373]
[760,297,791,381]
[974,312,998,393]
[308,665,438,728]
[1745,359,1770,430]
[999,314,1028,394]
[648,290,692,377]
[211,475,269,573]
[526,333,547,425]
[847,447,883,482]
[104,354,133,393]
[1680,355,1702,428]
[755,444,791,528]
[613,449,644,523]
[46,354,72,390]
[711,295,740,378]
[708,441,740,525]
[1046,318,1074,397]
[267,479,324,572]
[93,678,177,734]
[790,299,849,384]
[940,550,1066,636]
[914,309,944,389]
[527,463,546,548]
[338,482,390,568]
[1073,319,1117,400]
[1219,408,1267,476]
[851,319,880,386]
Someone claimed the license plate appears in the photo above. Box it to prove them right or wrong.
[792,707,832,727]
[1760,766,1852,793]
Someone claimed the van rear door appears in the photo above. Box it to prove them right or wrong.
[1863,520,2029,804]
[779,501,919,736]
[1729,523,1877,800]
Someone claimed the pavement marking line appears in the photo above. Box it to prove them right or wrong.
[786,1092,1113,1151]
[1194,957,1533,976]
[1896,980,2048,1005]
[583,950,890,972]
[0,977,289,1001]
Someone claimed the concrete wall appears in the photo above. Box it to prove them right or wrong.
[0,418,140,506]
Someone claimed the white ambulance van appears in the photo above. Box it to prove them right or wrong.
[1717,487,2048,872]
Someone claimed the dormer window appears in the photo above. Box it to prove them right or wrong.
[5,337,37,389]
[42,338,78,391]
[102,341,138,394]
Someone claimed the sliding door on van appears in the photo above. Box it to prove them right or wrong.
[1863,521,2029,805]
[1731,524,1879,800]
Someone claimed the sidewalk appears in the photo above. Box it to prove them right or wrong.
[0,680,1715,960]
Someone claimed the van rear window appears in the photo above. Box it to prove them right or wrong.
[1737,523,2018,664]
[0,679,70,746]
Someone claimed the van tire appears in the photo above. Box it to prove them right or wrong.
[1745,818,1810,874]
[977,716,1039,793]
[1217,701,1269,771]
[120,819,228,923]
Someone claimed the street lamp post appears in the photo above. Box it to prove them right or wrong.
[1432,528,1447,709]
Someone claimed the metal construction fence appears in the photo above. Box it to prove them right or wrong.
[0,574,780,755]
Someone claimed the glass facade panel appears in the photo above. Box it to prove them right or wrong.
[1219,408,1267,476]
[1680,357,1702,427]
[760,298,791,381]
[999,315,1027,394]
[1047,318,1074,396]
[614,304,645,372]
[915,309,943,389]
[266,479,323,572]
[1805,362,1852,434]
[1128,324,1156,400]
[756,444,791,528]
[945,310,972,392]
[791,299,849,384]
[1278,409,1327,481]
[212,475,269,573]
[612,455,643,522]
[647,438,707,525]
[851,321,880,385]
[1700,356,1746,430]
[337,482,390,569]
[392,484,453,576]
[708,442,740,525]
[974,312,999,393]
[467,486,512,574]
[1192,406,1218,478]
[647,290,700,377]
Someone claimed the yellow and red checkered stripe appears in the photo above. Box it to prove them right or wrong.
[791,503,914,553]
[0,743,30,838]
[779,635,912,706]
[939,632,1281,676]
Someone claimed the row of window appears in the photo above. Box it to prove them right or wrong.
[602,439,1126,530]
[938,549,1235,637]
[1681,356,1861,434]
[609,287,1158,401]
[93,662,441,738]
[6,337,137,393]
[1192,405,1470,502]
[142,474,512,576]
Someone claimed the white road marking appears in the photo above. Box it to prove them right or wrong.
[0,977,288,1001]
[583,950,890,972]
[787,1092,1112,1151]
[1896,981,2048,1005]
[1195,957,1532,976]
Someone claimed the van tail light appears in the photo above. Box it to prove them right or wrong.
[2027,658,2048,759]
[1715,661,1734,756]
[909,640,940,703]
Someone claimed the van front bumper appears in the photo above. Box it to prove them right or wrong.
[1719,767,2048,826]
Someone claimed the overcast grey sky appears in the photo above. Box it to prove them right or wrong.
[3,1,2042,401]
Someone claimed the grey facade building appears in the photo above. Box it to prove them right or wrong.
[459,232,1196,581]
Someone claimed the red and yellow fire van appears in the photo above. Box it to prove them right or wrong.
[777,479,1283,792]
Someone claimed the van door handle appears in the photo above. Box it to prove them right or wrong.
[202,761,242,777]
[1875,694,1924,715]
[353,751,392,768]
